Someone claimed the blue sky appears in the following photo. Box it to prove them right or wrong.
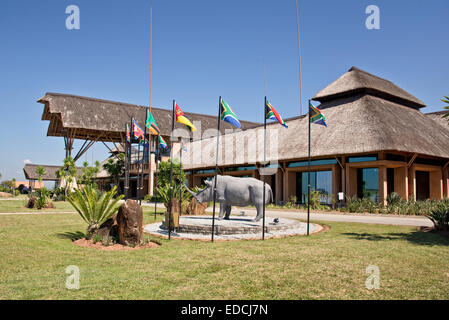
[0,0,448,182]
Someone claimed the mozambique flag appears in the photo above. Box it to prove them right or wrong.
[309,102,327,127]
[158,135,167,149]
[265,100,288,128]
[132,118,145,139]
[175,102,197,132]
[220,98,241,128]
[145,110,160,135]
[126,123,131,142]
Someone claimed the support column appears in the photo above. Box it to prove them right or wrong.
[345,164,357,198]
[443,167,449,198]
[394,166,408,200]
[408,165,416,201]
[430,169,443,200]
[275,168,283,205]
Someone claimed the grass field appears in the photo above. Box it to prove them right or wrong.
[0,199,159,214]
[0,208,448,300]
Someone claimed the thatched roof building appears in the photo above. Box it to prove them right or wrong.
[23,164,83,181]
[182,66,449,170]
[37,93,260,143]
[181,66,449,205]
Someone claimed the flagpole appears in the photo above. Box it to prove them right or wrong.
[211,96,221,242]
[168,100,175,240]
[296,0,303,115]
[154,137,159,220]
[139,111,148,205]
[124,123,129,200]
[262,96,267,240]
[307,99,311,236]
[179,138,183,218]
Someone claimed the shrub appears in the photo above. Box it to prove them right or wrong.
[425,199,449,231]
[67,185,124,239]
[346,196,362,213]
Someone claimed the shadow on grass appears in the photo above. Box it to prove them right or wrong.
[342,230,449,246]
[57,231,85,241]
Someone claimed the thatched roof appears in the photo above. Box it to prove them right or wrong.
[182,68,449,170]
[23,164,83,181]
[313,67,426,110]
[38,93,260,143]
[426,111,449,132]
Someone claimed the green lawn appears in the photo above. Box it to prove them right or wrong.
[0,211,448,299]
[0,199,76,213]
[0,199,160,214]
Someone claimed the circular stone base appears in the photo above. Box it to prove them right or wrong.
[144,215,322,241]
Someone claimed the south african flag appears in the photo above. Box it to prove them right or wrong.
[220,98,241,129]
[265,100,288,128]
[158,135,167,149]
[309,102,327,127]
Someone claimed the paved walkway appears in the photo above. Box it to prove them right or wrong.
[205,207,433,228]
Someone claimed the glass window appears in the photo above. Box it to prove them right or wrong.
[196,169,216,174]
[296,170,333,204]
[357,168,379,202]
[288,159,337,168]
[225,166,257,172]
[348,156,377,163]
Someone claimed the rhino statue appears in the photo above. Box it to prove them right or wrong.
[184,175,272,222]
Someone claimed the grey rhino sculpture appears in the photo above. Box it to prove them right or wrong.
[185,175,272,222]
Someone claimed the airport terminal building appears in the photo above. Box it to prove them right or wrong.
[182,67,449,205]
[36,67,449,205]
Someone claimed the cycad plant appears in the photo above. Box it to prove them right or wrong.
[67,185,124,238]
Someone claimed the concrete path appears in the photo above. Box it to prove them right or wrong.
[205,207,433,228]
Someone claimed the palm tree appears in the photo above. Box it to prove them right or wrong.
[442,96,449,122]
[36,166,46,184]
[56,156,77,197]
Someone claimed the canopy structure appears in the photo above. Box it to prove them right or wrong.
[37,93,259,161]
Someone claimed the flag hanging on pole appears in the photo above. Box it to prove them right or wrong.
[158,135,167,149]
[220,98,241,128]
[126,123,131,142]
[175,102,197,132]
[309,102,327,126]
[265,100,288,128]
[145,110,161,135]
[132,118,145,139]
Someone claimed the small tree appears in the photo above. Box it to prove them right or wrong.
[67,185,124,239]
[103,153,125,194]
[11,178,16,197]
[56,156,78,197]
[78,161,100,188]
[36,166,46,184]
[155,160,191,210]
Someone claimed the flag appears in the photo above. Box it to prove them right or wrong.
[139,139,149,147]
[126,123,131,143]
[145,110,160,135]
[265,100,288,128]
[175,102,197,132]
[132,118,145,139]
[220,98,241,128]
[309,102,327,127]
[158,135,167,149]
